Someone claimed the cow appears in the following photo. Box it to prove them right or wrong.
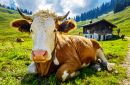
[121,34,125,40]
[15,38,24,42]
[10,7,117,81]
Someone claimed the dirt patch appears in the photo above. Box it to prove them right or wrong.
[123,37,130,85]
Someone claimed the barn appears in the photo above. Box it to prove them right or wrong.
[81,19,117,41]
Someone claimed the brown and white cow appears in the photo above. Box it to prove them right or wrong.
[11,8,117,81]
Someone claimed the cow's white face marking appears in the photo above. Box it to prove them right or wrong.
[30,16,55,61]
[81,63,90,68]
[62,71,69,81]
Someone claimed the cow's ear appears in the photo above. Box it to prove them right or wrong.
[58,19,76,33]
[11,19,31,34]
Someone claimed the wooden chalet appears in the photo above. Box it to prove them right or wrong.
[81,19,117,41]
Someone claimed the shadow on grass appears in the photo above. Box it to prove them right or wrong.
[105,38,128,42]
[102,35,129,41]
[20,65,106,85]
[105,37,121,41]
[21,73,61,85]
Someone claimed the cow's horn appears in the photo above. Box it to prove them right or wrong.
[17,7,34,20]
[57,11,70,20]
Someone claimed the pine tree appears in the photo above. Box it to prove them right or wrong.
[29,11,32,14]
[114,0,124,13]
[123,0,129,8]
[7,6,10,9]
[11,7,14,10]
[75,15,80,22]
[23,9,27,13]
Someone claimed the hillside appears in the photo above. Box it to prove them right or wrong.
[0,7,32,42]
[1,6,130,37]
[0,6,130,85]
[68,6,130,37]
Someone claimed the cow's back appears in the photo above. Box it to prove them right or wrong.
[68,35,101,64]
[56,34,102,67]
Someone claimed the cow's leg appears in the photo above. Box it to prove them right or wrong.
[28,62,38,74]
[96,48,117,73]
[56,63,80,81]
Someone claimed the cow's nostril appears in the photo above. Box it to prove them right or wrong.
[43,51,48,58]
[32,51,35,58]
[31,50,48,61]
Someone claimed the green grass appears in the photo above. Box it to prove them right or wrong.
[0,6,130,84]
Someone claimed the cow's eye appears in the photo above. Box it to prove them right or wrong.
[53,29,57,33]
[31,29,34,33]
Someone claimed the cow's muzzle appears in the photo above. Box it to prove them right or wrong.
[31,49,48,62]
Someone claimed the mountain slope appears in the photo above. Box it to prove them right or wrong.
[0,7,31,42]
[0,6,130,38]
[0,6,129,85]
[68,6,130,37]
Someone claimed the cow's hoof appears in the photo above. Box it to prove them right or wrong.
[114,70,118,75]
[107,65,114,73]
[28,66,38,74]
[109,63,116,66]
[28,63,38,74]
[107,65,118,74]
[106,63,118,74]
[75,71,80,76]
[70,71,80,78]
[92,64,101,72]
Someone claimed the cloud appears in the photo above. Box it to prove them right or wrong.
[0,0,13,6]
[60,0,100,17]
[1,0,101,18]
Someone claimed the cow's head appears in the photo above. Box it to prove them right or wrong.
[11,8,76,63]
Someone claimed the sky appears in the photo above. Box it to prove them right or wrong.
[0,0,111,18]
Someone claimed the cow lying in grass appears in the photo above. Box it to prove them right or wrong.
[11,8,117,81]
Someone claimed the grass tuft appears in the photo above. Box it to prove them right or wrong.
[0,6,130,84]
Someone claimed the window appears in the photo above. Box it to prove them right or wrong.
[85,30,87,32]
[87,30,90,33]
[95,35,98,38]
[90,35,92,38]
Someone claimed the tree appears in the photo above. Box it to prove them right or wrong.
[80,13,84,21]
[74,17,76,21]
[114,0,124,13]
[11,7,14,10]
[1,4,6,8]
[123,0,129,8]
[23,9,28,13]
[75,15,80,22]
[7,6,10,9]
[29,11,32,14]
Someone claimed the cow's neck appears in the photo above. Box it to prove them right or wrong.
[52,32,57,63]
[35,59,52,76]
[35,32,58,76]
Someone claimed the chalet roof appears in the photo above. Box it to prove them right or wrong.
[81,19,117,28]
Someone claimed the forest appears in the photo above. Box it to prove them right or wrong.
[0,3,32,14]
[0,0,130,22]
[73,0,130,22]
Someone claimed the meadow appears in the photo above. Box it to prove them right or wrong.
[68,6,130,37]
[0,6,130,84]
